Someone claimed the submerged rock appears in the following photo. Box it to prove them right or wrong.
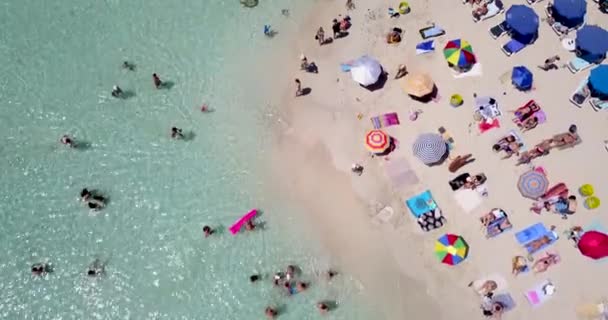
[240,0,258,8]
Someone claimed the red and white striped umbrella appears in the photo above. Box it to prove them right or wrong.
[365,130,390,153]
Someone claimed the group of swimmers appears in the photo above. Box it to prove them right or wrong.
[31,259,105,278]
[80,188,107,211]
[258,266,337,318]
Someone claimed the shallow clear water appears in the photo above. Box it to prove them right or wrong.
[0,1,375,319]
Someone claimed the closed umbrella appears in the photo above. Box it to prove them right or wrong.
[365,129,390,153]
[506,5,539,44]
[350,55,383,86]
[403,73,435,97]
[517,170,549,199]
[576,25,608,63]
[552,0,587,28]
[443,39,476,69]
[588,65,608,99]
[511,66,533,91]
[578,231,608,260]
[435,234,469,266]
[412,133,447,165]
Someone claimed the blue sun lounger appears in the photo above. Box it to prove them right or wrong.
[501,39,526,56]
[406,190,437,217]
[516,223,557,254]
[419,25,445,39]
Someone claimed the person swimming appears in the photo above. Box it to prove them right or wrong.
[171,127,184,139]
[317,302,330,314]
[250,274,260,283]
[245,219,256,231]
[265,306,278,319]
[60,135,75,148]
[286,265,297,281]
[31,262,51,276]
[122,61,135,71]
[203,225,214,237]
[111,85,123,98]
[80,188,106,210]
[87,259,105,277]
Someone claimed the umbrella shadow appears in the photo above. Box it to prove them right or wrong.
[409,85,438,103]
[362,71,388,92]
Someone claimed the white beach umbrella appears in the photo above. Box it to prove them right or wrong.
[350,55,382,86]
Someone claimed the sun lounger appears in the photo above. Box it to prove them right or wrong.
[525,280,556,307]
[489,21,508,39]
[590,98,608,111]
[570,79,590,108]
[501,39,526,56]
[567,57,592,74]
[474,0,504,22]
[419,25,446,39]
[406,190,437,217]
[551,22,573,36]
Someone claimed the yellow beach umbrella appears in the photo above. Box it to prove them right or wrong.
[402,73,434,97]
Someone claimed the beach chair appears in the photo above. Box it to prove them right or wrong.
[590,98,608,111]
[567,57,592,74]
[570,79,590,108]
[489,21,508,39]
[473,0,504,22]
[419,25,446,39]
[501,39,526,56]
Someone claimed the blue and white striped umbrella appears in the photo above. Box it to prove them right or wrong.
[412,133,447,165]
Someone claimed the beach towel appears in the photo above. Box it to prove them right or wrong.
[515,223,546,244]
[525,280,555,307]
[487,216,513,238]
[417,208,446,232]
[534,110,547,124]
[406,190,436,217]
[371,112,400,129]
[385,157,419,189]
[453,189,483,214]
[416,40,435,54]
[479,118,500,133]
[508,129,526,150]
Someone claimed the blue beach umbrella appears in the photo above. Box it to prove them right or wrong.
[506,5,539,44]
[552,0,587,28]
[576,25,608,64]
[588,65,608,99]
[511,66,533,91]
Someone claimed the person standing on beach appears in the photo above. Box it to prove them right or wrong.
[315,27,325,45]
[332,19,341,38]
[346,0,355,10]
[153,73,162,89]
[295,78,302,97]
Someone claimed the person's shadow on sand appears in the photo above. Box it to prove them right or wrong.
[300,87,312,96]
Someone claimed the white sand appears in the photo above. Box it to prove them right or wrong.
[269,0,608,318]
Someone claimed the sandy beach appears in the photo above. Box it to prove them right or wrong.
[267,0,608,318]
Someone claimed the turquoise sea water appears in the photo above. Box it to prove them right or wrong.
[0,1,376,319]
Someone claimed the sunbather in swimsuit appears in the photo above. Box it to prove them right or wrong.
[472,4,488,20]
[551,124,579,148]
[526,235,552,253]
[520,115,539,131]
[486,218,512,237]
[512,102,540,122]
[532,253,559,273]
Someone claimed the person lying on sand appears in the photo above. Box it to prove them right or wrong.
[532,252,560,273]
[510,102,540,122]
[550,125,579,148]
[516,141,551,165]
[386,28,402,44]
[472,3,488,20]
[468,279,497,297]
[512,256,528,276]
[448,154,474,173]
[549,195,577,219]
[519,114,539,131]
[394,64,408,79]
[526,235,552,253]
[492,135,521,158]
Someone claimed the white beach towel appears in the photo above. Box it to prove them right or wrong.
[453,63,483,79]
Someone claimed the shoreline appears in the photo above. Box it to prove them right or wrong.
[266,0,608,319]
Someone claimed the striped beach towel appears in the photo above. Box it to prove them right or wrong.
[371,112,400,129]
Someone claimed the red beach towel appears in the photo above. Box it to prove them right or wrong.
[478,119,500,133]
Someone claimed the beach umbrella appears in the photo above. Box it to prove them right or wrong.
[552,0,587,28]
[517,170,549,199]
[350,55,383,86]
[443,39,476,68]
[588,65,608,99]
[435,234,468,266]
[506,5,539,44]
[403,73,435,97]
[578,231,608,260]
[511,66,533,91]
[365,129,390,153]
[412,133,447,165]
[576,25,608,63]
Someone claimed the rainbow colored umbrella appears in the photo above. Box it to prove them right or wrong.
[443,39,476,68]
[435,234,468,266]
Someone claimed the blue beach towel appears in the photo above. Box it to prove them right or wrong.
[405,190,437,217]
[515,223,546,244]
[525,232,557,254]
[416,40,435,55]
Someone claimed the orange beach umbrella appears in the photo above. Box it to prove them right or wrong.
[365,129,390,153]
